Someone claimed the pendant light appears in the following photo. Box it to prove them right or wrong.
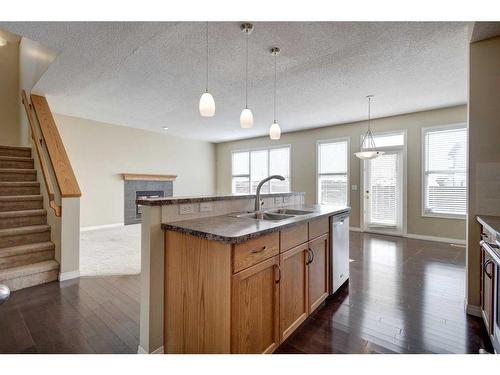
[354,95,384,160]
[199,22,215,117]
[269,47,281,140]
[240,23,254,129]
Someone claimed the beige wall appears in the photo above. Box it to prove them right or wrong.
[53,114,216,228]
[467,36,500,308]
[0,30,21,146]
[19,37,58,145]
[216,106,467,240]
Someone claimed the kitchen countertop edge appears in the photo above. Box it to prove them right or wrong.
[161,206,351,244]
[137,192,305,206]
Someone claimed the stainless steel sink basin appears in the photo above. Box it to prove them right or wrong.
[232,212,295,221]
[268,208,314,215]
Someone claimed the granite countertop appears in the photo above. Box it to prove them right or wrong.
[161,204,350,244]
[477,215,500,240]
[137,192,305,206]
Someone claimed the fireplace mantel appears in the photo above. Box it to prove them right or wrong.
[121,173,177,181]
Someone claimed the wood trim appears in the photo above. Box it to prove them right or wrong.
[21,91,61,217]
[121,173,177,181]
[30,94,81,198]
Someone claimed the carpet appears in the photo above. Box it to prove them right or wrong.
[80,224,141,276]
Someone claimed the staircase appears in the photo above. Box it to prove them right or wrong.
[0,145,59,291]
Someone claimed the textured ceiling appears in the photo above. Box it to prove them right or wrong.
[1,22,468,143]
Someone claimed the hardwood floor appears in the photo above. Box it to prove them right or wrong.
[277,232,492,354]
[0,231,492,354]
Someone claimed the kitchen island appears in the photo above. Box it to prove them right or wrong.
[161,204,350,354]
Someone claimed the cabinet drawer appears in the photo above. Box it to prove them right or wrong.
[233,232,280,273]
[309,217,329,239]
[280,223,308,252]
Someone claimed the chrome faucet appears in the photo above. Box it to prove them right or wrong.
[255,175,286,211]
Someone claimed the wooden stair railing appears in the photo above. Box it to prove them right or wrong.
[21,90,82,217]
[21,90,61,217]
[30,94,81,199]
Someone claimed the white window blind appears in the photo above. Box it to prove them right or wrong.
[423,126,467,217]
[366,153,399,227]
[317,139,348,206]
[231,146,290,194]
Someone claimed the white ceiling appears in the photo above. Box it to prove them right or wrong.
[1,22,469,143]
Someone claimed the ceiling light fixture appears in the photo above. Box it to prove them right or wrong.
[0,36,7,47]
[162,126,169,130]
[269,47,281,140]
[240,23,254,129]
[354,95,384,160]
[199,22,215,117]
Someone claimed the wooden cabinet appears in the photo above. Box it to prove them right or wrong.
[482,250,495,335]
[280,222,308,251]
[233,232,279,273]
[308,234,329,313]
[279,243,309,341]
[231,256,280,354]
[309,217,329,240]
[164,214,338,354]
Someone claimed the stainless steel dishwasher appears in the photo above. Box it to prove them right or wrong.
[330,212,350,294]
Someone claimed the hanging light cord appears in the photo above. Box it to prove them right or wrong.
[273,52,277,123]
[245,32,249,109]
[367,96,371,131]
[205,21,209,92]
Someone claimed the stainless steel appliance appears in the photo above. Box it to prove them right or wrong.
[330,212,350,294]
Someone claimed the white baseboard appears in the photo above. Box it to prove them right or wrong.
[80,222,124,232]
[351,229,465,245]
[59,270,80,281]
[406,233,465,245]
[466,303,482,317]
[137,345,164,354]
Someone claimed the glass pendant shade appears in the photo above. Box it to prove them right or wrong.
[269,121,281,140]
[0,37,6,47]
[240,108,254,128]
[199,91,215,117]
[354,150,384,160]
[355,95,384,160]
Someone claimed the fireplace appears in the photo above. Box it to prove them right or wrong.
[135,190,164,219]
[123,174,175,225]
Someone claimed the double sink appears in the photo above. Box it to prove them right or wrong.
[229,208,314,221]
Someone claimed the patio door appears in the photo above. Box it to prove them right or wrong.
[363,149,404,235]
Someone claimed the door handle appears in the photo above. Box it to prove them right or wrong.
[275,264,281,284]
[251,245,267,254]
[307,248,314,265]
[484,259,494,279]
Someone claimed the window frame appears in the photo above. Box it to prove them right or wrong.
[316,137,350,206]
[421,123,467,220]
[230,144,292,195]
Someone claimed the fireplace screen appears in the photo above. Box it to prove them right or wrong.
[135,190,164,218]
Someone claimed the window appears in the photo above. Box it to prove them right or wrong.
[423,125,467,218]
[231,146,290,194]
[317,138,349,206]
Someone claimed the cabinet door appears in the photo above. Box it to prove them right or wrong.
[232,256,280,353]
[280,243,309,341]
[308,234,329,313]
[482,251,495,335]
